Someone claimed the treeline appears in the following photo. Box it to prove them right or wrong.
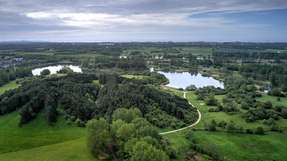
[213,50,287,64]
[0,67,32,86]
[239,64,287,91]
[96,78,198,128]
[0,73,198,129]
[82,56,147,71]
[0,73,99,126]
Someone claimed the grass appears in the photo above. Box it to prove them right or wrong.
[0,81,20,95]
[257,95,287,107]
[0,111,98,161]
[162,88,287,160]
[0,138,97,161]
[190,131,287,161]
[121,74,149,80]
[0,112,86,154]
[185,91,268,129]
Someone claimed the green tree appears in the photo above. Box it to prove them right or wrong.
[112,108,142,123]
[255,127,265,135]
[87,118,114,159]
[40,69,51,76]
[129,141,169,161]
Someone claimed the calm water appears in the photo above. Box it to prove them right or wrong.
[158,71,224,89]
[32,65,82,76]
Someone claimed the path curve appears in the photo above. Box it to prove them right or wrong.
[159,91,201,135]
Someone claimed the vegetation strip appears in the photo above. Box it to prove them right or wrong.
[160,92,202,135]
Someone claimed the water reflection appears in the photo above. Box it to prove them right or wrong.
[32,65,82,76]
[158,71,224,89]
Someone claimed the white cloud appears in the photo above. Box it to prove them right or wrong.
[25,11,229,29]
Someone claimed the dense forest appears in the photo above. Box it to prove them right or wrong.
[0,73,198,129]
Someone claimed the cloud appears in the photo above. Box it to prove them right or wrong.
[25,11,229,29]
[0,0,287,41]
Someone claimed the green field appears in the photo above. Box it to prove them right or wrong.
[0,111,98,161]
[190,131,287,161]
[185,91,269,129]
[257,95,287,107]
[0,81,20,95]
[161,88,287,160]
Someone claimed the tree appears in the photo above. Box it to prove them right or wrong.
[112,108,142,123]
[262,101,273,109]
[87,118,114,159]
[205,120,217,131]
[129,140,169,161]
[205,96,218,106]
[40,69,51,76]
[58,66,74,74]
[281,109,287,119]
[254,127,265,135]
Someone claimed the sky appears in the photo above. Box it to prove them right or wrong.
[0,0,287,42]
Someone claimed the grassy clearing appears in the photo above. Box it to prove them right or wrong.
[121,74,149,80]
[0,138,97,161]
[257,95,287,107]
[0,81,19,95]
[0,112,85,154]
[190,131,287,161]
[161,88,287,161]
[185,91,268,129]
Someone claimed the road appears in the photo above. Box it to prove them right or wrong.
[159,91,202,135]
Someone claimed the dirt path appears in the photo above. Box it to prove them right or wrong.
[159,91,202,135]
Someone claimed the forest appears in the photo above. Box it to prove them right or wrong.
[0,42,287,161]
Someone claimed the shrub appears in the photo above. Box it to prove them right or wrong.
[254,127,265,135]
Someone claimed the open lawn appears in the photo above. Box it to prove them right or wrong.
[0,112,85,154]
[0,138,97,161]
[0,111,97,161]
[0,81,19,95]
[190,131,287,161]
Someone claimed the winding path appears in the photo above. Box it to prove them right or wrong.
[159,91,202,135]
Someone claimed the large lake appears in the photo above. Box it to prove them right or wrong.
[158,71,224,89]
[32,65,82,76]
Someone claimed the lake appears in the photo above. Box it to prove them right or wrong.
[158,71,224,89]
[32,65,82,76]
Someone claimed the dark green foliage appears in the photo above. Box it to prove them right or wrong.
[87,108,173,161]
[281,109,287,119]
[254,127,265,135]
[0,73,198,128]
[205,120,217,131]
[205,96,218,106]
[245,108,279,122]
[145,108,185,129]
[57,66,74,74]
[0,67,32,86]
[96,81,198,126]
[268,88,285,97]
[40,69,50,76]
[0,73,99,125]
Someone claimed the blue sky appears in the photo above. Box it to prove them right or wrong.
[0,0,286,42]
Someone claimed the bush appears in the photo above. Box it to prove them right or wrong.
[40,69,51,76]
[268,88,285,97]
[245,129,253,134]
[205,96,218,106]
[281,109,287,119]
[254,127,265,135]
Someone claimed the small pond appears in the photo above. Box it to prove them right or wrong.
[32,65,82,76]
[158,71,224,89]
